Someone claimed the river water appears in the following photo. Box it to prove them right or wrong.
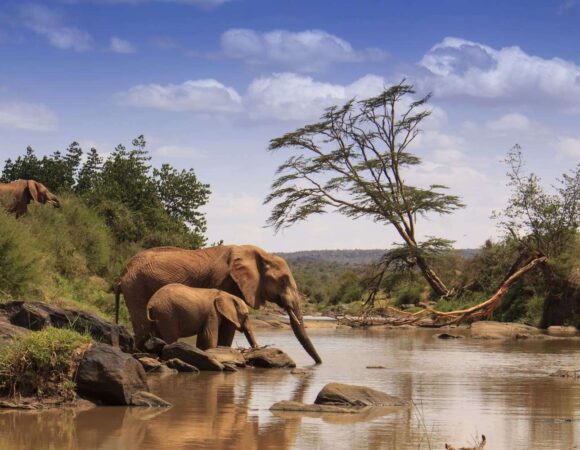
[0,327,578,449]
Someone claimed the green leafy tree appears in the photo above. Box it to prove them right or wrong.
[265,83,464,297]
[153,163,211,236]
[76,148,103,195]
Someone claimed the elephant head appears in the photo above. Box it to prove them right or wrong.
[215,293,258,348]
[229,246,322,364]
[26,180,60,209]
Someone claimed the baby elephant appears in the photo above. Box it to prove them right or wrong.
[146,283,258,350]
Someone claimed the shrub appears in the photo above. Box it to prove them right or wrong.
[395,286,423,306]
[0,210,43,298]
[0,327,92,400]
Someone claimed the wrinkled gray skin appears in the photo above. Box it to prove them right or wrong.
[0,179,60,218]
[146,284,258,349]
[116,244,322,364]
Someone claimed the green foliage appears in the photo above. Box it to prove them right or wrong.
[0,327,92,399]
[1,135,210,248]
[0,210,43,298]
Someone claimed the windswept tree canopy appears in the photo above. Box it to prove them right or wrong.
[265,82,465,297]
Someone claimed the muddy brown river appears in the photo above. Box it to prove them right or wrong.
[0,327,578,449]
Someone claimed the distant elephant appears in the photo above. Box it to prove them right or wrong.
[115,244,322,363]
[146,284,258,349]
[0,179,60,218]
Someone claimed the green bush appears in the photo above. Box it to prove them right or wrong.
[0,327,92,400]
[0,210,43,298]
[394,286,423,306]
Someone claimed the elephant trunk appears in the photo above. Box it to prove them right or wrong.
[287,308,322,364]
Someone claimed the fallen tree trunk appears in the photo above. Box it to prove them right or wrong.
[340,255,547,328]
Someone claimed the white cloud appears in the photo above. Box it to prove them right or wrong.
[221,29,387,72]
[114,79,242,113]
[557,137,580,158]
[245,73,387,121]
[486,113,532,133]
[155,144,206,158]
[0,102,58,131]
[419,37,580,107]
[19,4,93,52]
[109,37,135,54]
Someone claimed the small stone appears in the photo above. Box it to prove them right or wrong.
[436,333,463,339]
[290,368,310,375]
[270,400,368,414]
[161,342,224,371]
[366,365,386,369]
[130,391,172,407]
[222,362,238,372]
[165,358,199,373]
[138,357,162,372]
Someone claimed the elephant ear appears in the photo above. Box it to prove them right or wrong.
[215,294,242,330]
[27,180,39,203]
[230,246,263,308]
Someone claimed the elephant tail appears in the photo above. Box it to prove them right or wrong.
[114,281,122,324]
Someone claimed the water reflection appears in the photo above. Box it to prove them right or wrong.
[0,328,578,450]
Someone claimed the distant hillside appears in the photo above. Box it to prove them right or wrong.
[277,248,479,265]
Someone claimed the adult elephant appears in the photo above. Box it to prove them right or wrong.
[0,179,60,218]
[115,245,322,363]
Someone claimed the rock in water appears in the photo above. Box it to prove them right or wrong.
[130,391,172,407]
[270,400,367,414]
[76,343,149,405]
[137,357,163,372]
[0,301,134,352]
[161,342,224,371]
[206,347,246,367]
[470,321,543,340]
[547,326,577,337]
[165,358,199,373]
[314,383,407,407]
[243,347,296,368]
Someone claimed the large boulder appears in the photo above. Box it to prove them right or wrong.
[76,343,149,405]
[243,347,296,368]
[314,383,407,408]
[470,321,544,340]
[0,301,134,353]
[143,337,167,356]
[0,320,29,349]
[206,347,246,367]
[161,342,224,371]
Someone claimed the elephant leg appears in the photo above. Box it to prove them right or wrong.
[217,322,236,347]
[125,293,154,349]
[197,313,219,350]
[155,321,179,345]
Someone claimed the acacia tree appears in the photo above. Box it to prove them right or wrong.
[265,83,464,297]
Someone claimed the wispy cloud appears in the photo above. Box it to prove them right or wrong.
[65,0,231,9]
[557,0,578,14]
[18,4,93,52]
[220,29,387,72]
[109,36,135,53]
[0,101,58,131]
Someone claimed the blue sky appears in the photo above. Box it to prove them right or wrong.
[1,0,579,251]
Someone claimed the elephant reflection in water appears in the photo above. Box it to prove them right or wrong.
[71,371,310,450]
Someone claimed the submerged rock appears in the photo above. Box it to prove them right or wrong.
[470,321,544,340]
[76,343,149,405]
[130,391,172,407]
[0,301,134,352]
[436,333,463,339]
[243,347,296,368]
[270,400,369,414]
[547,326,577,337]
[206,347,246,367]
[550,367,579,379]
[314,383,407,408]
[165,358,199,373]
[161,342,224,371]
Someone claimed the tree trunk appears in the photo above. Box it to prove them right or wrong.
[415,255,449,297]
